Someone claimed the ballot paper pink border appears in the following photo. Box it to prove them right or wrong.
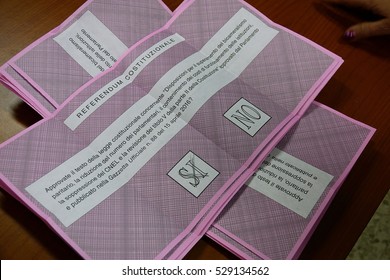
[207,230,256,259]
[6,64,60,116]
[207,102,375,260]
[0,0,343,259]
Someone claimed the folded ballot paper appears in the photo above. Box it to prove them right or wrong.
[0,0,172,117]
[207,102,375,260]
[0,0,346,259]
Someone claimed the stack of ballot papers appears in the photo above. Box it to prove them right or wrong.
[0,0,374,259]
[0,0,173,117]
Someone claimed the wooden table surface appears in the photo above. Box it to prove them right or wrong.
[0,0,389,260]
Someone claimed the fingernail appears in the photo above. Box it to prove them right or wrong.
[344,30,356,40]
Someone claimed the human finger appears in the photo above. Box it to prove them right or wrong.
[344,18,390,39]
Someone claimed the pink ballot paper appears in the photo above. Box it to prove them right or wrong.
[0,0,343,259]
[0,0,172,117]
[207,102,375,260]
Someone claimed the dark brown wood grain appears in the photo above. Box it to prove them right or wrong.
[0,0,388,259]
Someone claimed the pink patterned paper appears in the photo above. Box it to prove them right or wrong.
[208,102,375,259]
[0,0,343,259]
[0,0,172,116]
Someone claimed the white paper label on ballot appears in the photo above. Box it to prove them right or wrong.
[54,11,128,77]
[247,148,334,218]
